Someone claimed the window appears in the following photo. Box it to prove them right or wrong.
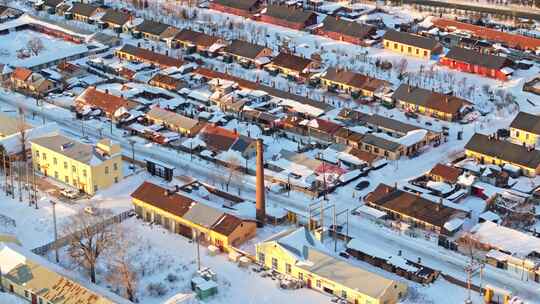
[258,252,265,264]
[407,46,411,53]
[64,161,67,169]
[526,133,529,139]
[54,171,58,179]
[341,290,347,299]
[385,41,389,47]
[65,176,69,183]
[271,257,278,270]
[113,163,118,171]
[394,43,397,48]
[53,157,57,165]
[114,177,119,183]
[423,50,428,57]
[35,150,40,158]
[105,166,109,174]
[82,169,87,177]
[39,298,43,304]
[298,272,303,281]
[316,280,321,288]
[72,165,76,173]
[285,263,292,274]
[94,185,98,192]
[416,48,419,54]
[515,130,520,137]
[42,153,46,160]
[24,290,29,298]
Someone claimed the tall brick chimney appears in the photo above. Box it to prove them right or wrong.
[256,139,266,227]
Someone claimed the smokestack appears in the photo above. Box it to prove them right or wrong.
[256,139,266,227]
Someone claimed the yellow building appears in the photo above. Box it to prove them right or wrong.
[382,30,442,60]
[320,68,389,97]
[509,111,540,146]
[256,228,407,304]
[0,243,132,304]
[30,135,123,195]
[465,133,540,177]
[146,106,203,137]
[131,181,257,252]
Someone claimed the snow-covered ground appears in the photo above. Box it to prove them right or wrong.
[0,292,26,304]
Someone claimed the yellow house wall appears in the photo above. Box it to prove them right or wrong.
[398,100,453,121]
[465,149,537,177]
[510,127,539,146]
[256,242,406,304]
[383,39,431,59]
[30,143,122,195]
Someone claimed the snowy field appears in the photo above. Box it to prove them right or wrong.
[0,29,88,68]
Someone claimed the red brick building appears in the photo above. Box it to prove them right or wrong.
[260,5,317,30]
[317,16,376,46]
[209,0,261,18]
[440,47,514,81]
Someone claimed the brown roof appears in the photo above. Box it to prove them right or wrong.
[134,19,170,36]
[509,111,540,135]
[224,39,269,60]
[117,44,184,68]
[200,124,239,152]
[75,87,137,116]
[271,52,313,73]
[149,73,185,88]
[368,185,464,229]
[429,163,462,184]
[265,5,316,25]
[11,67,33,81]
[131,182,193,217]
[322,68,388,92]
[321,16,375,39]
[69,2,99,17]
[347,147,378,165]
[393,84,471,116]
[433,18,540,51]
[213,0,260,11]
[173,29,221,48]
[383,30,441,51]
[100,9,131,26]
[212,213,243,236]
[364,183,394,204]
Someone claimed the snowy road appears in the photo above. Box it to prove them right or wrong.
[1,91,539,302]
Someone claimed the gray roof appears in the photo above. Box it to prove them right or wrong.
[213,0,259,10]
[265,5,316,25]
[297,248,398,299]
[225,39,268,60]
[147,107,199,130]
[509,111,540,135]
[393,84,470,115]
[69,2,98,17]
[183,203,225,228]
[465,133,540,169]
[360,133,402,152]
[0,114,32,138]
[361,114,421,135]
[43,0,63,8]
[135,19,169,36]
[100,9,130,26]
[30,135,104,165]
[444,47,511,70]
[383,30,440,51]
[322,16,375,39]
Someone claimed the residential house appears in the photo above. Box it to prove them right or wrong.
[198,124,257,158]
[392,84,471,121]
[42,0,64,14]
[149,73,186,91]
[133,19,172,40]
[75,87,137,120]
[0,243,132,304]
[146,106,202,136]
[256,227,408,304]
[115,44,184,68]
[428,163,463,184]
[440,47,514,81]
[320,68,389,97]
[68,2,101,23]
[470,221,540,283]
[0,5,23,22]
[10,68,55,96]
[223,39,272,67]
[509,111,540,147]
[10,67,33,89]
[306,118,344,142]
[260,5,317,30]
[100,9,131,32]
[209,0,261,17]
[365,184,468,235]
[171,29,224,53]
[31,135,123,194]
[465,133,540,177]
[317,16,376,46]
[0,63,12,81]
[432,18,540,52]
[131,181,257,251]
[266,52,318,81]
[383,30,442,59]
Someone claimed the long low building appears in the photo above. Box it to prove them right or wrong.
[0,243,132,304]
[256,227,408,304]
[131,181,257,251]
[465,133,540,177]
[440,47,513,81]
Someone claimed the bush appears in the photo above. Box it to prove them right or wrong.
[166,273,179,283]
[146,282,168,297]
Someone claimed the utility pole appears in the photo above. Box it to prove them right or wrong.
[128,139,136,173]
[320,199,324,243]
[333,205,337,252]
[9,156,14,199]
[50,200,59,263]
[195,230,201,271]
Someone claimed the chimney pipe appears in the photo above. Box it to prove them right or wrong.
[256,139,266,227]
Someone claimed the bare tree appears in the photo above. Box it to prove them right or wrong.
[225,155,242,192]
[27,37,45,56]
[63,209,117,283]
[106,228,138,302]
[17,108,29,204]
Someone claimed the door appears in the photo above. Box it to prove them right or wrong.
[31,294,37,304]
[307,279,312,289]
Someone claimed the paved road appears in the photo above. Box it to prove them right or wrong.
[1,92,539,301]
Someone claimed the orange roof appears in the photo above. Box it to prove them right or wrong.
[11,67,33,81]
[433,18,540,51]
[75,87,137,116]
[429,163,462,184]
[200,124,239,152]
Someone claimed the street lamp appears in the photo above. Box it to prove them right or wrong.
[128,139,136,173]
[50,200,59,263]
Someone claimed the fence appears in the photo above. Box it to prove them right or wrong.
[31,209,133,256]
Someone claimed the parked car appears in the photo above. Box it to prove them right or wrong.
[354,180,370,191]
[84,206,101,215]
[60,188,78,199]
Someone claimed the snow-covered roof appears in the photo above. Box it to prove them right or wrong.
[471,221,540,257]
